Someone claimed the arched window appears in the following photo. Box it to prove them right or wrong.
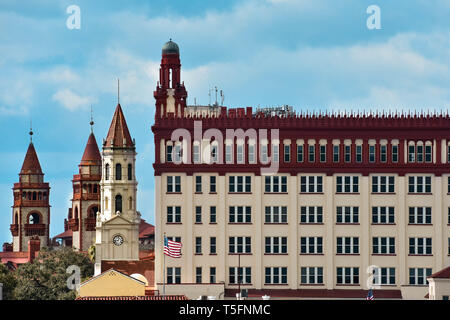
[128,164,132,180]
[128,197,133,210]
[43,192,47,200]
[28,212,40,224]
[89,206,99,219]
[32,192,37,200]
[38,192,42,200]
[74,207,79,219]
[105,164,110,180]
[116,163,122,180]
[27,192,31,200]
[93,184,98,193]
[88,184,92,194]
[14,212,19,224]
[22,192,26,200]
[115,195,122,213]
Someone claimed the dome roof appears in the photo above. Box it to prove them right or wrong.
[162,40,179,55]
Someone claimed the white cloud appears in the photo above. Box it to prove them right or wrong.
[52,89,96,111]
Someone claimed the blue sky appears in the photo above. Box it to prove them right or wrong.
[1,0,450,245]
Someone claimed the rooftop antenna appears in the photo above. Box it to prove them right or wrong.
[29,119,33,142]
[220,90,224,106]
[215,86,218,106]
[194,97,197,106]
[208,87,212,106]
[90,105,94,133]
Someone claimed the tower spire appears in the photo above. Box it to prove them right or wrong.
[90,105,94,133]
[29,119,33,142]
[117,78,120,104]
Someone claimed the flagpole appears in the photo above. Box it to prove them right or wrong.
[163,232,166,300]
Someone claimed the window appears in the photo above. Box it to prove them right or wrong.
[265,237,287,254]
[417,145,423,163]
[297,145,304,162]
[115,163,122,180]
[409,238,432,255]
[211,145,218,163]
[272,144,279,163]
[380,145,387,163]
[372,267,396,285]
[174,145,182,163]
[265,206,287,223]
[337,237,359,254]
[229,206,251,223]
[409,268,432,285]
[320,145,326,163]
[195,206,202,223]
[369,145,376,163]
[372,176,395,193]
[210,206,216,223]
[372,206,395,224]
[333,145,339,163]
[237,144,244,164]
[166,236,181,243]
[392,145,398,163]
[344,145,351,163]
[210,267,216,283]
[356,145,362,163]
[248,144,255,163]
[128,163,133,180]
[336,206,359,224]
[408,176,432,193]
[301,267,323,284]
[425,145,432,163]
[448,238,450,255]
[408,145,415,163]
[261,145,268,163]
[284,145,291,162]
[28,212,40,224]
[448,177,450,194]
[210,237,216,254]
[210,176,216,193]
[196,267,202,283]
[264,176,288,193]
[300,176,323,193]
[229,267,251,284]
[195,237,202,254]
[448,145,450,163]
[167,267,181,284]
[300,206,323,224]
[226,144,233,163]
[195,176,202,193]
[372,237,395,254]
[308,145,315,163]
[167,206,181,223]
[229,237,251,254]
[105,163,110,180]
[115,194,122,213]
[229,176,251,193]
[167,176,181,193]
[408,207,432,224]
[337,267,359,285]
[166,145,173,163]
[300,237,323,254]
[448,207,450,224]
[265,267,287,284]
[193,144,200,163]
[336,176,359,193]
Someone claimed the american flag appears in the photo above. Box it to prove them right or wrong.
[164,236,182,258]
[366,289,374,300]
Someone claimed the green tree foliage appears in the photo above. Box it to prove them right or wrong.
[14,247,93,300]
[0,263,17,300]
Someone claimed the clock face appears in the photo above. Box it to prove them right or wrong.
[113,235,124,246]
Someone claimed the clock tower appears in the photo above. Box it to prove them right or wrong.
[94,102,140,275]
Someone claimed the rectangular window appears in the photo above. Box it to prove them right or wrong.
[195,206,202,223]
[356,145,362,163]
[333,145,339,163]
[425,145,432,163]
[409,238,432,255]
[248,144,255,163]
[336,206,359,224]
[408,176,432,193]
[373,267,396,285]
[417,145,423,163]
[392,145,398,163]
[273,144,279,163]
[408,207,432,224]
[380,145,387,163]
[337,237,359,254]
[300,176,323,193]
[229,237,251,254]
[226,144,233,163]
[408,145,415,163]
[195,176,202,193]
[229,206,251,223]
[336,176,359,193]
[265,267,288,284]
[166,145,173,163]
[300,206,323,224]
[448,145,450,163]
[193,144,200,163]
[210,267,216,283]
[320,145,326,163]
[265,206,288,224]
[301,267,323,284]
[409,268,432,285]
[344,145,351,163]
[210,206,216,224]
[211,145,218,163]
[209,176,216,193]
[229,176,251,193]
[195,237,202,254]
[372,206,395,224]
[237,145,244,164]
[210,237,216,254]
[265,176,288,193]
[308,145,315,163]
[297,145,304,162]
[174,145,182,163]
[167,176,181,193]
[337,267,359,285]
[300,237,323,254]
[265,237,288,254]
[369,145,376,163]
[261,145,268,163]
[229,267,251,284]
[167,206,181,223]
[167,267,181,284]
[372,237,395,254]
[284,145,291,162]
[372,176,395,193]
[196,267,202,284]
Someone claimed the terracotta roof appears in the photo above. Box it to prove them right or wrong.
[105,104,134,148]
[139,219,155,238]
[225,288,402,299]
[101,259,154,287]
[20,142,42,174]
[429,266,450,279]
[80,133,101,165]
[76,295,187,300]
[0,251,29,265]
[54,229,73,239]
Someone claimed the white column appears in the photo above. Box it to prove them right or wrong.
[288,174,298,289]
[325,175,334,289]
[254,175,262,289]
[218,175,227,284]
[434,176,443,271]
[361,175,370,289]
[398,176,407,286]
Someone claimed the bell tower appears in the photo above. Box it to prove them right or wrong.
[11,129,50,252]
[154,39,187,118]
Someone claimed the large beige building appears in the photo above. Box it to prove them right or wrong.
[152,41,450,300]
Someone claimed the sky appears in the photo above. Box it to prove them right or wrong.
[1,0,450,245]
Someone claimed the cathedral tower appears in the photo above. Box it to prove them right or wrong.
[11,131,50,252]
[94,103,140,275]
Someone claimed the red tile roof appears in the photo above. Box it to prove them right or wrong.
[54,229,73,239]
[139,219,155,238]
[429,266,450,279]
[101,259,154,287]
[81,133,101,165]
[20,142,42,174]
[105,104,134,148]
[0,251,30,265]
[76,295,187,300]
